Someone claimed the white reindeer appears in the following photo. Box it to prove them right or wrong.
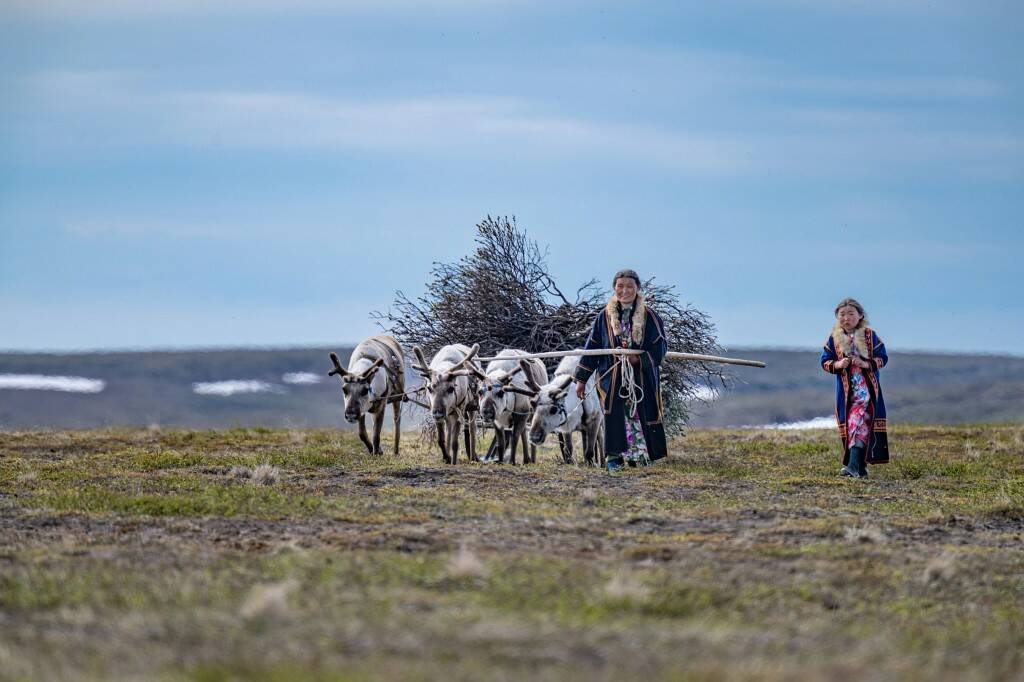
[522,353,605,467]
[412,344,481,465]
[328,335,406,455]
[469,349,548,465]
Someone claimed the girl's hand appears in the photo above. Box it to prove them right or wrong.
[854,357,871,369]
[576,381,586,400]
[835,358,851,370]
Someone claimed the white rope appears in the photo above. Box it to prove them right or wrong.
[617,354,644,417]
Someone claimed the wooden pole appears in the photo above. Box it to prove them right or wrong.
[476,348,765,368]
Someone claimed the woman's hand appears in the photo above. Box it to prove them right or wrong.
[834,358,851,370]
[853,357,872,369]
[576,381,586,400]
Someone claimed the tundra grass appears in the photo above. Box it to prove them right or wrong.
[0,425,1022,681]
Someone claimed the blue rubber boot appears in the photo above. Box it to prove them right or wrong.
[606,453,625,473]
[842,446,865,478]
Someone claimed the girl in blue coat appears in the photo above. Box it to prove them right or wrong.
[573,269,669,472]
[820,298,889,478]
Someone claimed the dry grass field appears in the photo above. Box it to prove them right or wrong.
[1,425,1023,681]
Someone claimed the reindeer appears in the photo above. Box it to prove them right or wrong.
[412,344,481,465]
[520,354,605,467]
[467,350,548,465]
[327,335,406,456]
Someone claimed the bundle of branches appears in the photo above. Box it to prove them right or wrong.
[372,215,727,434]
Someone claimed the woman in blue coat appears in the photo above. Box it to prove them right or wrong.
[573,269,669,472]
[820,298,889,478]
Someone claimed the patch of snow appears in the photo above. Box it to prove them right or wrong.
[192,380,282,396]
[688,385,719,402]
[0,374,105,393]
[281,372,322,385]
[761,416,835,430]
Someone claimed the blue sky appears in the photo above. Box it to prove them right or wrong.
[1,1,1021,354]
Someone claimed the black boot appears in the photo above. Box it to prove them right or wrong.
[858,446,869,478]
[842,445,865,478]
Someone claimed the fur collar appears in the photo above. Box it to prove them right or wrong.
[832,323,870,359]
[606,293,646,346]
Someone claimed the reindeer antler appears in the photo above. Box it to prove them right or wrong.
[519,359,542,392]
[460,364,488,381]
[504,385,538,397]
[499,365,523,384]
[411,346,432,377]
[550,374,574,398]
[449,344,480,372]
[328,352,349,378]
[358,357,384,381]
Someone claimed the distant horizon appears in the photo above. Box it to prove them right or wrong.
[2,341,1021,359]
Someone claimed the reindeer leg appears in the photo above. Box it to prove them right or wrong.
[584,423,600,467]
[437,420,450,465]
[522,421,535,464]
[556,433,568,463]
[562,431,575,465]
[486,429,500,464]
[469,421,477,462]
[392,400,401,456]
[449,414,460,465]
[516,416,530,464]
[508,422,520,466]
[357,416,373,455]
[499,429,509,463]
[371,405,385,455]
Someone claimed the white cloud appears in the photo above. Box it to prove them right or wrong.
[769,77,1003,100]
[3,0,523,20]
[23,70,751,174]
[18,67,1024,180]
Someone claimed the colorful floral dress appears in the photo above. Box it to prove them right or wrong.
[620,312,651,465]
[844,332,872,448]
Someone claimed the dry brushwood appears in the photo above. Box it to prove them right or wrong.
[371,215,727,435]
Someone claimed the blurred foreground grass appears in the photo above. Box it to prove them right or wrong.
[0,425,1022,681]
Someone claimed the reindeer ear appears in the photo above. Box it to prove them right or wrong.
[328,352,349,378]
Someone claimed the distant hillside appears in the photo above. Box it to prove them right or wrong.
[1,346,1021,429]
[688,348,1024,427]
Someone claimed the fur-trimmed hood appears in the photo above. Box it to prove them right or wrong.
[832,323,870,359]
[606,293,647,346]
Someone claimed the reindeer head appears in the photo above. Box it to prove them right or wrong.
[527,374,574,445]
[412,344,479,422]
[328,352,385,423]
[476,365,524,425]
